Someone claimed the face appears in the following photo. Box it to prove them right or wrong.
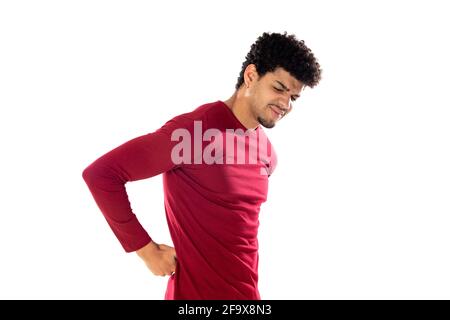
[244,65,304,128]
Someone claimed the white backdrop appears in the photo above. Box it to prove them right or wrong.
[0,0,449,299]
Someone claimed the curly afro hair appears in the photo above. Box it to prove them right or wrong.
[235,32,322,90]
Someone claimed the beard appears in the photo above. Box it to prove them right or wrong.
[257,115,276,129]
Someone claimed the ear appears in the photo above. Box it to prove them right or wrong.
[244,64,259,88]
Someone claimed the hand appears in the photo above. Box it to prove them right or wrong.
[136,240,177,276]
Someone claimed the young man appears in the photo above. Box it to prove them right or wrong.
[82,32,322,299]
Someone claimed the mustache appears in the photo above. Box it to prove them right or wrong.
[269,104,289,116]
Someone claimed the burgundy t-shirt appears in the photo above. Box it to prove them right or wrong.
[82,100,277,299]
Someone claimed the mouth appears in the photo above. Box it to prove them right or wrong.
[269,104,284,119]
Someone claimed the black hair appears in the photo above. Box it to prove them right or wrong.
[235,32,322,90]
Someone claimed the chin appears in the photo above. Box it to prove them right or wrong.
[257,116,276,129]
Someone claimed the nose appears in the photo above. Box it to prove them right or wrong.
[278,95,291,111]
[276,100,290,113]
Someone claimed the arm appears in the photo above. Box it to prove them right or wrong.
[82,117,185,275]
[136,240,177,276]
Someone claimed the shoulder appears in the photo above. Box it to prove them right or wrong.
[156,100,222,134]
[176,100,222,122]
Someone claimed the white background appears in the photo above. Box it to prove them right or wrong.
[0,0,449,299]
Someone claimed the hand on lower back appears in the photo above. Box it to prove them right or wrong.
[136,241,177,276]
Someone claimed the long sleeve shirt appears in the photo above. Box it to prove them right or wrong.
[82,100,277,299]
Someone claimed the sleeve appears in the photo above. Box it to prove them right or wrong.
[82,116,189,252]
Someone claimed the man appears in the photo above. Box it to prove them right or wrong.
[82,31,322,299]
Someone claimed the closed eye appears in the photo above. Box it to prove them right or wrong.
[273,87,283,92]
[273,86,298,102]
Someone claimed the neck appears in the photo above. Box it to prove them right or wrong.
[223,91,259,130]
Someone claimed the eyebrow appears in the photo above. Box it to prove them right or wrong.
[275,80,300,98]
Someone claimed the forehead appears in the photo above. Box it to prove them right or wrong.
[265,67,304,93]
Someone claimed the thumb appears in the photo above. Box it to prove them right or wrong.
[166,246,177,258]
[167,246,177,260]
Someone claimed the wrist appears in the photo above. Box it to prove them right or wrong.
[136,240,159,260]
